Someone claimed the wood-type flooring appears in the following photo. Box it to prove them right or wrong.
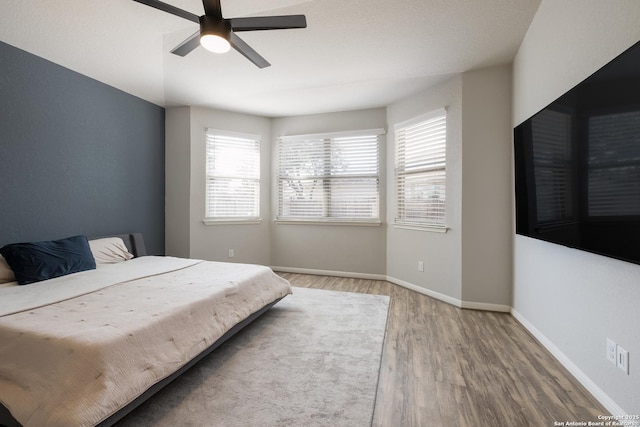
[277,272,608,427]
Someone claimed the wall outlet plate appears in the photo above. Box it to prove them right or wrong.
[418,261,424,272]
[607,339,617,365]
[617,345,629,374]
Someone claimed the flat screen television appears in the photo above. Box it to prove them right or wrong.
[514,39,640,265]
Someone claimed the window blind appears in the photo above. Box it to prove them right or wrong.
[395,109,447,227]
[205,129,260,220]
[277,129,383,222]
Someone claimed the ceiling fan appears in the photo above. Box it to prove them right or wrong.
[133,0,307,68]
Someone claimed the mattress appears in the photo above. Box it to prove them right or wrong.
[0,256,292,427]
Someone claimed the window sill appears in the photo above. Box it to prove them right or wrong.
[275,219,381,227]
[394,222,449,233]
[203,218,262,226]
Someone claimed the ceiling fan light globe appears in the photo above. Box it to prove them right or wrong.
[200,34,231,53]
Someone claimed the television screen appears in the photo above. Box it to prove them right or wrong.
[514,40,640,265]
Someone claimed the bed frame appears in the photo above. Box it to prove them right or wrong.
[0,233,284,427]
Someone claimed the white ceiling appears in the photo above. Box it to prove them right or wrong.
[0,0,541,117]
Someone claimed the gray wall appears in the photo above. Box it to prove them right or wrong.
[460,65,513,307]
[165,106,273,265]
[271,109,388,276]
[165,106,387,273]
[0,41,165,254]
[512,0,640,414]
[385,65,513,310]
[386,76,464,300]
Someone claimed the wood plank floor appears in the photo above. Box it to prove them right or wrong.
[276,272,608,427]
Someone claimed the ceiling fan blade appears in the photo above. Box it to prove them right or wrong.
[202,0,223,18]
[229,32,270,68]
[170,31,201,56]
[132,0,199,24]
[230,15,307,31]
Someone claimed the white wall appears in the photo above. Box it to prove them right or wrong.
[270,109,388,276]
[512,0,640,414]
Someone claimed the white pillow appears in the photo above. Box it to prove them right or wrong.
[89,237,134,264]
[0,255,16,284]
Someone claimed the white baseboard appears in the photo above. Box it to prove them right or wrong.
[385,275,511,312]
[460,300,512,313]
[271,266,386,281]
[511,308,630,419]
[273,267,510,312]
[384,275,463,307]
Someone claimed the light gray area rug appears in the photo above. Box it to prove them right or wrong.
[114,287,390,427]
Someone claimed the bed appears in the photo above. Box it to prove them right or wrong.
[0,233,292,427]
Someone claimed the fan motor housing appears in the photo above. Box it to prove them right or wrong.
[199,15,231,39]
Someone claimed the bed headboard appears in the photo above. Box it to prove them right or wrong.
[98,233,147,258]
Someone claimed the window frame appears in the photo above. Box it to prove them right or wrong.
[203,128,261,225]
[394,108,448,232]
[276,128,384,226]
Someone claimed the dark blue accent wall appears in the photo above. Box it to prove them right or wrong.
[0,41,165,255]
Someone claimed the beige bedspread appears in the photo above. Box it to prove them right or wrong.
[0,256,292,427]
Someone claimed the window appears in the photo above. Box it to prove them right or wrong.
[205,129,260,223]
[277,129,383,223]
[394,108,447,229]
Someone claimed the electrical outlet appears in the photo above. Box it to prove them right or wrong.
[607,339,617,365]
[418,261,424,272]
[228,249,234,258]
[617,345,629,374]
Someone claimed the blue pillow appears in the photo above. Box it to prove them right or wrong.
[0,235,96,285]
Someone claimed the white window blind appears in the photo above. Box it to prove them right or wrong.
[205,129,260,221]
[395,108,447,228]
[277,129,383,223]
